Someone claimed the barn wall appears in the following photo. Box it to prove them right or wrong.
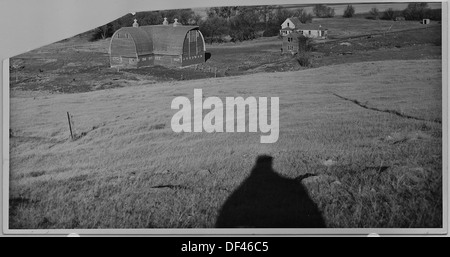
[110,32,138,68]
[110,34,137,57]
[154,54,182,68]
[113,57,138,69]
[182,31,205,56]
[182,53,205,66]
[137,54,155,68]
[182,30,205,67]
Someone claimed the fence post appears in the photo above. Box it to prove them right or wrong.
[67,112,74,140]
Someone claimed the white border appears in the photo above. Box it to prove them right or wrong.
[1,0,449,236]
[2,59,10,236]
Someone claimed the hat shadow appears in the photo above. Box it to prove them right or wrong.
[216,155,326,228]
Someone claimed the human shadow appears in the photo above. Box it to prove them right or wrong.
[216,155,326,228]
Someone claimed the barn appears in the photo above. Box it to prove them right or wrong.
[109,19,206,69]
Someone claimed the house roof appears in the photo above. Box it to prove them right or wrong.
[114,25,200,56]
[288,17,304,28]
[297,24,328,31]
[283,17,328,31]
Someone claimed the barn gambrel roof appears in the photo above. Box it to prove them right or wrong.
[114,27,153,56]
[112,25,201,56]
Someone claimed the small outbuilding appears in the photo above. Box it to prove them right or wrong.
[109,19,207,69]
[422,19,431,24]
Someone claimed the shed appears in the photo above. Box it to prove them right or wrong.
[109,19,206,69]
[422,19,431,24]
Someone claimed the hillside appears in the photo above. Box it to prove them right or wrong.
[9,59,442,228]
[9,20,441,94]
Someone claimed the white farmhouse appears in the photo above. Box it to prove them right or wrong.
[280,17,303,36]
[280,17,328,39]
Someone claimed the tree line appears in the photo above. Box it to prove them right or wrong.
[90,6,321,42]
[366,3,441,21]
[90,3,440,42]
[200,6,315,43]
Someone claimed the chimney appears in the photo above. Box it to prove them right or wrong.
[163,17,169,26]
[173,18,180,27]
[133,19,139,28]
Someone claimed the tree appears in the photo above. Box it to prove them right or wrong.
[274,8,295,25]
[313,4,335,18]
[369,7,380,19]
[207,6,239,20]
[189,14,203,26]
[160,9,197,25]
[293,9,313,23]
[403,2,429,20]
[91,23,114,41]
[229,7,260,41]
[256,5,276,31]
[343,5,355,18]
[199,16,229,44]
[135,11,161,26]
[90,9,200,41]
[382,8,396,20]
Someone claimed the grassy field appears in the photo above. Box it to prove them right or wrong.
[9,59,442,229]
[312,17,440,39]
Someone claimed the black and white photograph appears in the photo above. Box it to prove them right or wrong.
[3,0,446,232]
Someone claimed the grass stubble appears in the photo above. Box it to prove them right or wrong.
[9,58,442,229]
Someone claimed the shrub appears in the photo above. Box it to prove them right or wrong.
[402,2,428,20]
[313,4,335,18]
[343,5,355,18]
[297,35,316,52]
[90,24,114,41]
[402,4,442,21]
[369,7,380,19]
[296,52,312,67]
[381,8,397,20]
[263,24,282,37]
